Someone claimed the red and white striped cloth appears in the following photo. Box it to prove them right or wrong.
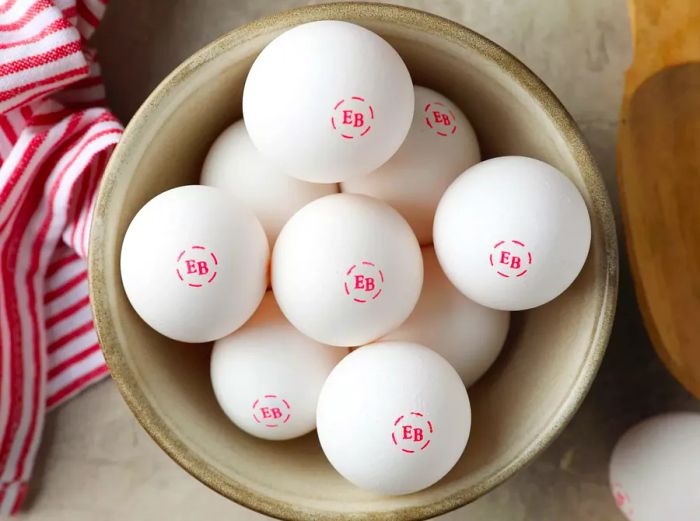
[0,0,122,514]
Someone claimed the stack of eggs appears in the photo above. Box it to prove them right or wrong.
[120,21,591,495]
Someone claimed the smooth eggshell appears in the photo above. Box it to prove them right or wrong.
[120,185,269,342]
[317,341,471,495]
[243,21,414,183]
[200,120,337,246]
[341,85,480,244]
[609,412,700,521]
[433,156,591,310]
[211,292,347,441]
[382,247,509,387]
[272,193,423,347]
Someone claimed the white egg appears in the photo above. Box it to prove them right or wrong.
[610,413,700,521]
[433,156,591,311]
[317,341,471,495]
[120,185,269,342]
[382,247,509,387]
[210,292,346,441]
[272,193,423,347]
[200,120,338,246]
[341,85,480,244]
[243,21,414,183]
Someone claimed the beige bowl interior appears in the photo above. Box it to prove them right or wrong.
[89,4,617,520]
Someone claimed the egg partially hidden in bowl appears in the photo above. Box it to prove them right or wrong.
[382,247,509,387]
[90,5,616,519]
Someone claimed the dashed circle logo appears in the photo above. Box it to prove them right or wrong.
[424,101,457,137]
[176,245,218,287]
[344,261,383,303]
[489,240,532,278]
[252,394,291,429]
[392,411,433,454]
[331,96,374,139]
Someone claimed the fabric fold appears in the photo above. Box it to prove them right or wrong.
[0,0,121,514]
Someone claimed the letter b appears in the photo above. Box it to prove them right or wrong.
[353,112,364,127]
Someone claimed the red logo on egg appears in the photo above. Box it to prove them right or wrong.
[392,412,433,454]
[612,482,635,517]
[252,394,291,428]
[489,240,532,279]
[331,97,374,139]
[424,101,457,137]
[176,245,218,287]
[344,261,383,303]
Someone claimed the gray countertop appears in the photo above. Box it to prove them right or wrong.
[16,1,700,520]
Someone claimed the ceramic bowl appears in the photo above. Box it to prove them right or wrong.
[89,3,618,519]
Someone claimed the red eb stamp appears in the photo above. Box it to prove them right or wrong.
[392,412,433,454]
[331,96,374,139]
[252,394,291,429]
[424,101,457,137]
[176,245,218,287]
[489,240,532,278]
[612,482,635,518]
[344,261,383,303]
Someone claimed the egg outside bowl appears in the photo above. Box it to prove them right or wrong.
[89,3,618,520]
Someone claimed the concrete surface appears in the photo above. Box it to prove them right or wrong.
[15,0,700,519]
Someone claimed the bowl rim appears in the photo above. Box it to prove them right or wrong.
[89,3,619,520]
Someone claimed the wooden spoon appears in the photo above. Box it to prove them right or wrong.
[618,0,700,397]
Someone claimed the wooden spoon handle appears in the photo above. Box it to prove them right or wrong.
[626,0,700,95]
[620,0,700,397]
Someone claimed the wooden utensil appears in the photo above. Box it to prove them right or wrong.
[619,0,700,397]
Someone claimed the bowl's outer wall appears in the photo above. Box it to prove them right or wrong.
[88,3,618,520]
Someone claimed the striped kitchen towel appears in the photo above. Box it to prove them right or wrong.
[0,0,122,514]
